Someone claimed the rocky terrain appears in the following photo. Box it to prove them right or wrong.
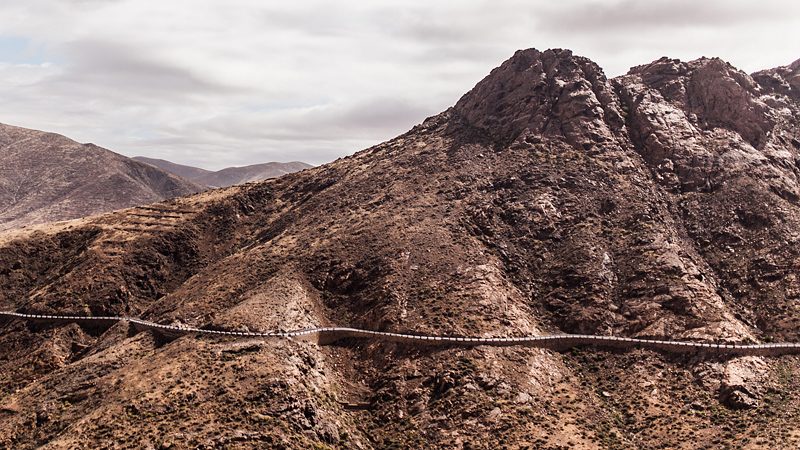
[1,49,800,449]
[0,125,208,231]
[134,157,313,188]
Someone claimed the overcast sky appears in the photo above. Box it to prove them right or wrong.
[1,0,798,170]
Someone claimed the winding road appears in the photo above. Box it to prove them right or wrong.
[2,310,799,357]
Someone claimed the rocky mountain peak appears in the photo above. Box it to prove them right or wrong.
[454,48,626,151]
[752,57,800,101]
[623,56,775,151]
[617,55,799,194]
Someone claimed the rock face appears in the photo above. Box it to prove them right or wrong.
[618,57,796,193]
[752,58,800,100]
[615,56,800,344]
[454,48,626,150]
[2,49,800,448]
[0,124,208,231]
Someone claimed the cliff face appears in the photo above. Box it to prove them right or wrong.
[1,49,800,449]
[454,48,627,150]
[617,56,800,341]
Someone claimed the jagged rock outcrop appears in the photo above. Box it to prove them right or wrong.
[611,56,800,345]
[752,58,800,100]
[617,56,799,195]
[454,48,627,151]
[2,49,800,449]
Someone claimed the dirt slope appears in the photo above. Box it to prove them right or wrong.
[1,49,800,449]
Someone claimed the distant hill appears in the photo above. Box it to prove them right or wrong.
[0,123,208,231]
[130,156,212,180]
[134,157,313,188]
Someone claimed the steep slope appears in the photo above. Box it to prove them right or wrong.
[135,156,314,188]
[0,124,209,231]
[1,49,800,449]
[615,56,800,342]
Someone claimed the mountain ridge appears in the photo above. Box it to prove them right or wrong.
[133,156,313,188]
[132,156,213,180]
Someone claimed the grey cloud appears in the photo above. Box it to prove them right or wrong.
[44,40,239,101]
[335,98,436,133]
[2,0,799,171]
[63,0,123,4]
[191,97,432,144]
[536,0,796,33]
[124,96,436,168]
[379,9,478,43]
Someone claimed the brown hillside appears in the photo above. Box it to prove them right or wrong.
[2,49,800,449]
[0,124,208,231]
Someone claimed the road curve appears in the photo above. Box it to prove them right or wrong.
[2,311,799,357]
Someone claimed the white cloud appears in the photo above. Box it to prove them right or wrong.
[0,0,798,169]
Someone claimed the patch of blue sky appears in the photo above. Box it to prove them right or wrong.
[0,35,53,65]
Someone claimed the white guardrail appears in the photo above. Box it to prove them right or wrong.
[2,311,799,356]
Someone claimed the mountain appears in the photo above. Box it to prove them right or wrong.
[0,124,209,231]
[134,156,314,188]
[2,49,800,449]
[192,161,314,188]
[132,156,213,181]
